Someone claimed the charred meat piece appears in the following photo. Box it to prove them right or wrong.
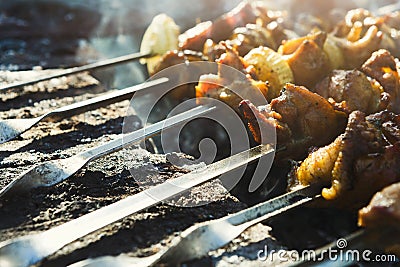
[229,21,288,56]
[361,49,400,113]
[289,111,385,202]
[240,83,347,161]
[278,31,331,88]
[331,8,385,67]
[358,181,400,257]
[330,27,383,69]
[334,8,400,58]
[149,50,206,102]
[366,110,400,145]
[353,143,400,205]
[150,50,205,76]
[179,1,281,51]
[196,45,269,112]
[314,69,382,114]
[289,111,400,209]
[358,182,400,229]
[314,50,400,114]
[203,21,288,61]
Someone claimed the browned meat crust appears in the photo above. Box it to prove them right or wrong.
[196,45,269,112]
[358,181,400,257]
[361,49,400,113]
[279,31,331,88]
[366,110,400,145]
[239,83,347,162]
[315,69,382,114]
[358,181,400,229]
[203,22,288,60]
[146,5,400,213]
[179,2,280,51]
[289,111,384,199]
[288,110,400,209]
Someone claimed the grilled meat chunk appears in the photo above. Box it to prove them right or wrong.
[314,69,382,114]
[203,21,288,60]
[353,143,400,202]
[358,182,400,229]
[358,181,400,257]
[240,83,347,161]
[278,31,332,88]
[361,49,400,113]
[366,110,400,145]
[150,50,205,76]
[196,74,268,113]
[289,110,400,208]
[289,111,384,201]
[196,45,269,112]
[230,22,287,54]
[358,183,400,231]
[196,47,269,112]
[314,50,400,114]
[148,50,206,102]
[334,8,400,58]
[179,1,281,51]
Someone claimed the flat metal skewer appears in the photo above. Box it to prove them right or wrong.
[0,77,168,144]
[288,230,366,267]
[0,143,274,267]
[68,184,322,267]
[376,2,400,15]
[291,228,399,267]
[0,105,215,201]
[0,52,152,92]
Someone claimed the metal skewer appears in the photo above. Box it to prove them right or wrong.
[0,52,153,92]
[0,105,215,200]
[69,184,322,267]
[0,77,168,144]
[290,228,399,267]
[0,143,274,267]
[288,230,366,267]
[376,2,400,16]
[155,184,321,266]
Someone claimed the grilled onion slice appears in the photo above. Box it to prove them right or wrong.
[140,14,180,74]
[244,46,294,99]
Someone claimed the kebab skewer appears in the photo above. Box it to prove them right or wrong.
[140,0,400,220]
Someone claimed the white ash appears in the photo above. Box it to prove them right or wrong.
[0,69,99,101]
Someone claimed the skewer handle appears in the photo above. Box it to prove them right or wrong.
[0,52,152,92]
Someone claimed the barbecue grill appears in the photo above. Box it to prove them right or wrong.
[0,1,399,267]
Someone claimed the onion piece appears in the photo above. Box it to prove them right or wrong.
[140,14,180,74]
[244,46,294,99]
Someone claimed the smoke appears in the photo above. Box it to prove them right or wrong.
[80,0,241,88]
[1,0,395,86]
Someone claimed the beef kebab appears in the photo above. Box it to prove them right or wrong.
[140,0,400,242]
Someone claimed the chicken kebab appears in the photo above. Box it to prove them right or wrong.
[141,1,400,211]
